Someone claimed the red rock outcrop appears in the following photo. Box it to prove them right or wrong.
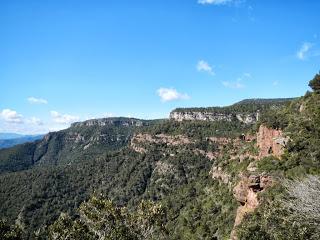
[231,174,273,239]
[257,125,288,158]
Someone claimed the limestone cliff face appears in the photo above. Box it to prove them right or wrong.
[71,118,145,128]
[169,111,259,124]
[257,125,288,158]
[130,133,193,153]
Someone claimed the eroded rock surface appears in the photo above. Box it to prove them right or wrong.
[257,125,288,158]
[231,174,273,239]
[130,133,193,153]
[71,118,146,127]
[170,111,259,124]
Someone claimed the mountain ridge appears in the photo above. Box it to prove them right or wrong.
[1,90,320,240]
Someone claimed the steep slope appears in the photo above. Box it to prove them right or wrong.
[2,91,320,240]
[233,88,320,239]
[0,118,153,174]
[0,111,256,238]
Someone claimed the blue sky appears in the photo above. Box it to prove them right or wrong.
[1,0,320,134]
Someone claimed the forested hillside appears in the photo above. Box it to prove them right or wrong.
[1,75,320,239]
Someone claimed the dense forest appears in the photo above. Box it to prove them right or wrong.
[172,98,294,114]
[1,75,320,239]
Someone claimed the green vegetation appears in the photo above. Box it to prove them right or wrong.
[309,72,320,92]
[0,219,23,240]
[0,118,155,174]
[237,176,320,240]
[140,119,252,139]
[235,77,320,238]
[259,86,320,176]
[173,98,293,114]
[1,76,320,239]
[48,196,166,240]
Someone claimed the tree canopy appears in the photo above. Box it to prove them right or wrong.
[309,73,320,92]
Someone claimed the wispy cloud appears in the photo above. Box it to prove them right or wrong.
[297,42,313,60]
[196,60,215,75]
[198,0,232,5]
[222,72,251,89]
[243,72,251,78]
[222,81,244,89]
[50,111,79,124]
[27,97,48,104]
[157,88,190,102]
[0,109,24,123]
[27,117,44,126]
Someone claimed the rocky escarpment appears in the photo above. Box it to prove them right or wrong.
[130,133,193,153]
[71,117,147,127]
[169,111,259,124]
[257,125,289,158]
[169,98,294,124]
[231,174,273,239]
[229,125,289,239]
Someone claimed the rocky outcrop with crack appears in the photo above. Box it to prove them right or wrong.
[130,133,193,153]
[257,125,289,158]
[170,111,259,124]
[231,174,273,239]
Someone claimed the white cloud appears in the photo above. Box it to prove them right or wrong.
[198,0,232,5]
[50,111,79,124]
[27,117,44,126]
[0,111,72,135]
[0,109,23,123]
[104,113,114,118]
[243,72,252,78]
[297,42,313,60]
[222,72,250,89]
[196,60,215,75]
[27,97,48,104]
[157,88,190,102]
[222,81,244,89]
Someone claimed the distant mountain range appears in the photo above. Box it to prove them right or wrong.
[0,133,44,149]
[0,133,26,140]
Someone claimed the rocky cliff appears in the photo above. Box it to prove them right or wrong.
[169,98,294,124]
[71,117,147,127]
[229,124,289,239]
[231,174,273,239]
[257,125,289,158]
[169,111,259,124]
[130,133,193,154]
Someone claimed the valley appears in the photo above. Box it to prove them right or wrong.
[1,86,319,239]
